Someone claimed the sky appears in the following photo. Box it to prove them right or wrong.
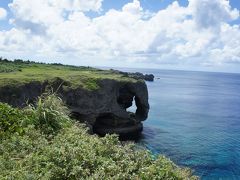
[0,0,240,73]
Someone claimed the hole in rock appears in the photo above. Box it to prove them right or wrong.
[93,113,142,140]
[117,86,137,114]
[93,113,122,136]
[94,113,117,127]
[126,96,137,113]
[92,86,146,139]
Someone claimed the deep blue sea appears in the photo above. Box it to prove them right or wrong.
[115,68,240,179]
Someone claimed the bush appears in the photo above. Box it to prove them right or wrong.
[0,124,198,179]
[0,103,29,139]
[28,93,72,135]
[0,94,198,179]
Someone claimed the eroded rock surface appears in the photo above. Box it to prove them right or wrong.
[0,78,149,138]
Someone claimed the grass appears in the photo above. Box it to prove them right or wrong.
[0,60,137,90]
[0,94,198,179]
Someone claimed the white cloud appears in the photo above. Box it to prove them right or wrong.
[189,0,239,29]
[8,0,103,34]
[209,24,240,64]
[50,0,104,12]
[0,8,7,20]
[0,0,240,70]
[9,0,63,25]
[122,0,142,15]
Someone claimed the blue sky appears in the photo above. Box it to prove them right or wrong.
[0,0,240,72]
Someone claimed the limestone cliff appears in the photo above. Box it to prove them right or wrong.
[0,77,149,138]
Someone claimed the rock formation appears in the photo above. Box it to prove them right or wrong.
[0,77,149,138]
[110,69,155,82]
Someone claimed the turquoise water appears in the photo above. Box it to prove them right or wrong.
[119,68,240,179]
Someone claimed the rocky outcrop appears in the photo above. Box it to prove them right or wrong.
[127,72,154,82]
[0,77,149,138]
[143,74,154,81]
[110,69,154,82]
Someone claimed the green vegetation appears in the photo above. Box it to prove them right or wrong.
[0,103,27,138]
[0,58,137,90]
[0,94,198,179]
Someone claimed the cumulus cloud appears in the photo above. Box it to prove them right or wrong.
[8,0,103,34]
[189,0,239,29]
[0,0,240,68]
[50,0,104,12]
[122,0,142,15]
[0,8,7,20]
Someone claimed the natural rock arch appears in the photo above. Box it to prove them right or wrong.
[0,78,149,139]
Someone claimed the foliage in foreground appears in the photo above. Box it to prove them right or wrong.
[0,94,198,180]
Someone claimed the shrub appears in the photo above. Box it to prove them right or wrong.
[28,93,72,135]
[0,94,198,179]
[0,123,198,179]
[0,103,29,139]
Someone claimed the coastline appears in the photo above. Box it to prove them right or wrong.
[0,59,198,179]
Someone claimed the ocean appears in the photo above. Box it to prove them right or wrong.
[116,68,240,179]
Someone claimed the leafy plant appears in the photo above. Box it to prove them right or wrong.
[0,94,198,179]
[27,93,72,135]
[0,103,28,139]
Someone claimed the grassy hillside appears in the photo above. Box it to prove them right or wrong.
[0,59,136,90]
[0,93,198,179]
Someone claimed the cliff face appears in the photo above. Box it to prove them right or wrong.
[0,77,149,138]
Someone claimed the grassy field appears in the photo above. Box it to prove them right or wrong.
[0,59,136,90]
